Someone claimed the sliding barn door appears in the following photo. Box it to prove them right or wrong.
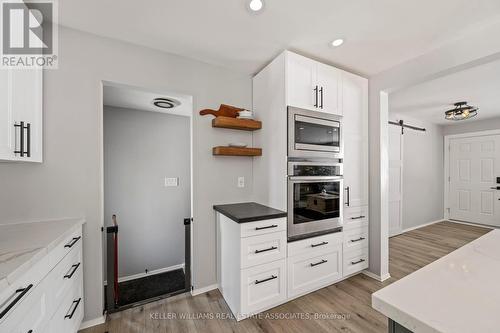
[448,134,500,226]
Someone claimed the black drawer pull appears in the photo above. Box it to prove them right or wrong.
[311,241,329,248]
[255,225,278,231]
[310,259,328,267]
[350,215,366,220]
[65,298,82,319]
[64,263,81,279]
[350,237,366,243]
[255,246,278,254]
[64,236,81,248]
[351,259,366,265]
[255,275,277,285]
[0,284,33,319]
[28,330,33,333]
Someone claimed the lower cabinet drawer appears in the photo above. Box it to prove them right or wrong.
[343,247,369,277]
[343,226,368,251]
[240,231,286,269]
[0,278,48,333]
[48,272,84,333]
[287,231,343,257]
[240,259,286,317]
[287,244,342,298]
[344,206,369,230]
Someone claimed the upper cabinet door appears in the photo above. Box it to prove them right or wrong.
[286,52,317,111]
[0,69,14,160]
[316,63,342,115]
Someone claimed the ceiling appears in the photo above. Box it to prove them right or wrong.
[389,59,500,125]
[59,0,500,76]
[103,82,193,117]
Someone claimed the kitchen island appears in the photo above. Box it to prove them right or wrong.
[372,229,499,333]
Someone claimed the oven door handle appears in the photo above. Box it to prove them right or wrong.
[288,176,343,182]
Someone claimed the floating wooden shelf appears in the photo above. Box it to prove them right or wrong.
[212,116,262,131]
[213,146,262,157]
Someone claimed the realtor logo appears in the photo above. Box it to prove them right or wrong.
[1,0,58,68]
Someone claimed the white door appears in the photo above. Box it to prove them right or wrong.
[388,125,403,236]
[342,71,368,208]
[316,62,341,115]
[448,135,500,226]
[286,52,316,111]
[0,69,14,159]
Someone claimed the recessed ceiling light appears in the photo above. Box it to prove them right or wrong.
[331,39,344,47]
[248,0,264,12]
[152,97,181,109]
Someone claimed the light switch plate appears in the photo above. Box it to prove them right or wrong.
[164,177,179,187]
[238,176,245,188]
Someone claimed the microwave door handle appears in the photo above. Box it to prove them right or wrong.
[289,176,343,182]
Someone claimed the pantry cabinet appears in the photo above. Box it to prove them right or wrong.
[286,51,341,115]
[0,67,43,162]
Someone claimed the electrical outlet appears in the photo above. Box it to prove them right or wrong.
[237,176,245,188]
[164,177,179,187]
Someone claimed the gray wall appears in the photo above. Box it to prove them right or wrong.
[104,106,189,278]
[390,113,444,230]
[0,27,253,322]
[442,116,500,135]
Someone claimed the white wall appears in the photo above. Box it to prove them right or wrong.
[389,113,444,231]
[442,116,500,136]
[104,106,190,278]
[0,27,253,322]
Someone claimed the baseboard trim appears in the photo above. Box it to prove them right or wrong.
[191,283,218,296]
[104,263,185,285]
[448,219,496,230]
[80,315,106,330]
[400,219,445,234]
[362,270,391,282]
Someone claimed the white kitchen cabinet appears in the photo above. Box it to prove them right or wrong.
[342,71,368,208]
[0,67,43,162]
[286,51,342,115]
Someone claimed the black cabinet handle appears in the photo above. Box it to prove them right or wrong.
[13,122,31,157]
[64,236,81,248]
[350,237,366,243]
[65,298,82,319]
[255,225,278,231]
[351,259,366,265]
[311,241,328,248]
[255,275,277,285]
[27,330,33,333]
[319,86,324,109]
[314,85,318,108]
[26,123,31,157]
[255,246,278,254]
[310,259,328,267]
[0,284,33,319]
[64,263,81,279]
[350,215,365,220]
[345,186,350,206]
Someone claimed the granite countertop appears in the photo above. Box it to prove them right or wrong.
[0,218,85,293]
[372,229,499,333]
[213,202,286,223]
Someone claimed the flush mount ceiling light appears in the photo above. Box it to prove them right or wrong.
[445,101,478,121]
[248,0,264,12]
[152,97,181,109]
[330,39,344,47]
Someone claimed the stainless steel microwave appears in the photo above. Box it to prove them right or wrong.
[288,107,343,159]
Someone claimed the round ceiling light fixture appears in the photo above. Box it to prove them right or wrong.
[152,97,181,109]
[330,39,344,47]
[445,101,478,121]
[248,0,264,12]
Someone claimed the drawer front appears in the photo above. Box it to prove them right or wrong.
[287,231,343,258]
[240,259,286,316]
[0,277,48,333]
[343,247,369,277]
[49,272,84,333]
[344,206,368,230]
[343,226,368,251]
[240,218,286,238]
[48,227,82,269]
[240,231,286,269]
[46,242,82,316]
[287,244,342,298]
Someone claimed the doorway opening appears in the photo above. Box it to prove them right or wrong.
[101,81,193,312]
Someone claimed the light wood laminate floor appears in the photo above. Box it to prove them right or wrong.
[80,221,491,333]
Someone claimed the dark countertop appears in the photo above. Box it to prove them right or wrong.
[213,202,287,223]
